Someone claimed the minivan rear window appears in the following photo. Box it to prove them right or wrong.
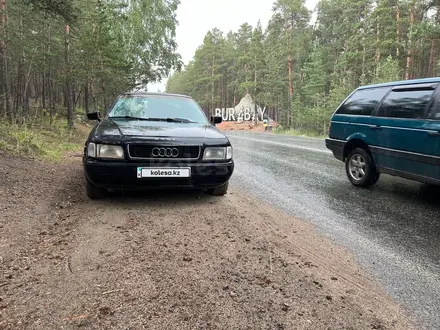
[378,88,434,119]
[336,87,391,116]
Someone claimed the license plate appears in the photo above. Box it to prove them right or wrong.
[137,167,191,178]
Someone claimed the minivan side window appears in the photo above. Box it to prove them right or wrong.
[430,92,440,120]
[336,87,391,116]
[378,88,434,119]
[434,104,440,120]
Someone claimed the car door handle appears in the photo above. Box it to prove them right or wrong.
[428,131,440,136]
[369,125,381,130]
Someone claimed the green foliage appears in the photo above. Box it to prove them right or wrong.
[166,0,440,137]
[372,56,402,84]
[0,117,88,161]
[0,0,182,125]
[24,0,78,22]
[274,126,326,138]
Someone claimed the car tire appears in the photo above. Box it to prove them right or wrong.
[207,181,229,196]
[86,179,107,199]
[372,171,381,185]
[345,148,378,188]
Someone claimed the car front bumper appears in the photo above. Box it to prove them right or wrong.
[84,158,234,191]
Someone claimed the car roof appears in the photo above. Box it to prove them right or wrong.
[358,77,440,90]
[120,91,192,99]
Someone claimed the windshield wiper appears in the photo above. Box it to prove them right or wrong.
[108,116,152,121]
[147,117,197,123]
[108,116,197,123]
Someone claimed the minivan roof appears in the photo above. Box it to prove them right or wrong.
[358,77,440,90]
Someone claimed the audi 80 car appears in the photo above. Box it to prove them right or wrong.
[83,92,234,199]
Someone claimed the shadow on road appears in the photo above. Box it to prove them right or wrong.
[322,177,440,267]
[62,166,223,208]
[90,188,224,207]
[372,180,440,209]
[416,184,440,206]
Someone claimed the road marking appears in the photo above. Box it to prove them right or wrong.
[227,135,332,154]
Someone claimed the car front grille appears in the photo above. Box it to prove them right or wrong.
[128,144,201,160]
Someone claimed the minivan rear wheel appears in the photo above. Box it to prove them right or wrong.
[345,148,378,188]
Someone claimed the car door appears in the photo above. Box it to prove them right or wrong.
[372,83,438,180]
[423,87,440,182]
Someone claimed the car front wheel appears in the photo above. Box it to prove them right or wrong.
[345,148,379,188]
[86,179,107,199]
[207,181,229,196]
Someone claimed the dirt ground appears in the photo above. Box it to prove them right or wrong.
[0,150,415,330]
[216,121,276,132]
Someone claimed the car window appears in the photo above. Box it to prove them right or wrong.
[378,88,434,119]
[336,87,391,116]
[431,94,440,120]
[108,96,209,124]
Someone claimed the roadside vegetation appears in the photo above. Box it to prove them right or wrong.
[166,0,440,137]
[273,127,326,139]
[0,111,88,161]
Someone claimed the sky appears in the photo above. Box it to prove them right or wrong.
[147,0,319,92]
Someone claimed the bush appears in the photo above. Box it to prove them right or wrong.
[0,117,87,161]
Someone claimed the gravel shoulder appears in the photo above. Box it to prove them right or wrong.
[0,151,415,329]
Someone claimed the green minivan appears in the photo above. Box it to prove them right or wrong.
[326,77,440,188]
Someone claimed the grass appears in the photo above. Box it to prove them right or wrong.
[273,127,327,139]
[0,116,89,161]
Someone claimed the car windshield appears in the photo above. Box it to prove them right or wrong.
[107,95,209,124]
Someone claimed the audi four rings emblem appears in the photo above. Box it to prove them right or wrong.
[151,147,179,157]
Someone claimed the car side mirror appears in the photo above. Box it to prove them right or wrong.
[87,111,101,122]
[211,116,222,125]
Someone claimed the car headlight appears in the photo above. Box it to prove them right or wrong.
[87,142,124,159]
[203,146,233,160]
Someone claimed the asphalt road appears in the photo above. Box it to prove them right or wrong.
[226,130,440,330]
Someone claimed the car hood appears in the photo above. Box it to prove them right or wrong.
[93,119,227,140]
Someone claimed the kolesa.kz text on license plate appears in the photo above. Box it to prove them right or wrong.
[137,167,191,178]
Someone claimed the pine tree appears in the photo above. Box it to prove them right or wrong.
[165,0,440,136]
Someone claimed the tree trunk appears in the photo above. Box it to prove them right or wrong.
[102,82,107,113]
[84,83,89,113]
[42,73,46,110]
[225,78,229,108]
[396,3,400,58]
[361,5,367,79]
[64,24,74,129]
[211,54,214,111]
[73,87,82,109]
[0,0,4,118]
[47,20,55,123]
[428,39,437,77]
[375,22,381,76]
[0,0,10,120]
[288,55,293,100]
[429,5,440,77]
[16,12,24,122]
[91,79,97,110]
[23,53,34,117]
[405,3,415,80]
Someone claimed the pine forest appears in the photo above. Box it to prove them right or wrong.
[166,0,440,135]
